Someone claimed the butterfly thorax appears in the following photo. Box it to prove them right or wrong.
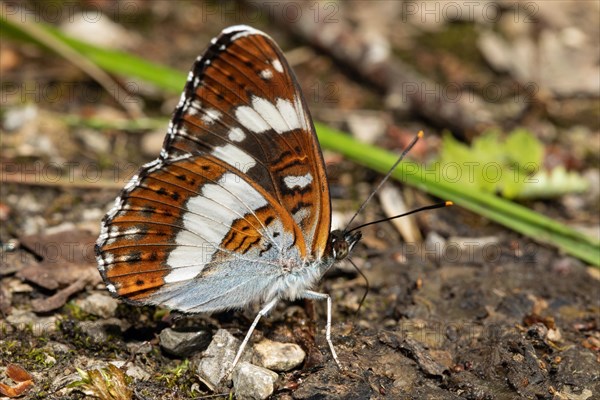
[269,230,360,303]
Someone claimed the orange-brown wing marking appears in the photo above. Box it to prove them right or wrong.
[99,156,227,299]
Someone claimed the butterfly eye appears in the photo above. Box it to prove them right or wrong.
[327,231,346,260]
[333,239,349,260]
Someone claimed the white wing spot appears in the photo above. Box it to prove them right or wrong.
[293,95,309,130]
[272,59,284,73]
[124,174,140,191]
[123,227,141,237]
[284,173,313,189]
[276,98,302,131]
[186,71,194,83]
[201,108,221,125]
[103,253,114,266]
[236,105,270,133]
[293,207,310,222]
[252,96,288,134]
[228,127,246,142]
[236,96,306,134]
[212,144,256,173]
[187,99,202,116]
[260,69,273,80]
[223,25,266,41]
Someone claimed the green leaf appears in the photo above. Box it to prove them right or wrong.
[436,128,585,200]
[505,128,544,173]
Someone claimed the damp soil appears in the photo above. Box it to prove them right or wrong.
[2,178,598,400]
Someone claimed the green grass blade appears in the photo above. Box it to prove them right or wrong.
[1,16,186,91]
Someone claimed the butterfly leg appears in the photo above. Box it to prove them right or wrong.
[302,290,343,370]
[227,297,278,378]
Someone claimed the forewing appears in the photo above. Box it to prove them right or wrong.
[162,25,331,257]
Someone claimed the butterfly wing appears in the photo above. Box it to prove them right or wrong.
[164,26,331,255]
[96,26,331,312]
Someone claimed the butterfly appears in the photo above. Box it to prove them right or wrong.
[95,25,362,372]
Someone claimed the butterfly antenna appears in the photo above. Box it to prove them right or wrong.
[344,131,424,231]
[347,201,453,234]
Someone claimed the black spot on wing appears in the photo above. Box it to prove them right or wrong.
[259,242,273,257]
[126,251,142,263]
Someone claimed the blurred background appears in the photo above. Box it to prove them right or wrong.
[1,1,599,399]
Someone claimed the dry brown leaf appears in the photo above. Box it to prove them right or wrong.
[6,364,32,382]
[0,364,34,398]
[16,229,101,311]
